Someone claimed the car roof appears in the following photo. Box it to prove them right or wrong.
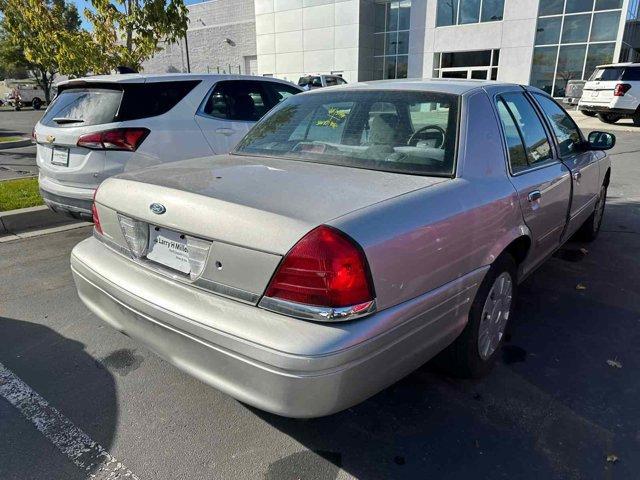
[57,73,299,88]
[302,77,522,96]
[595,62,640,68]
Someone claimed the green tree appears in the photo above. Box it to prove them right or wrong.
[85,0,189,72]
[0,0,82,102]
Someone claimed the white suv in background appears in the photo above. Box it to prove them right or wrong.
[579,62,640,125]
[34,74,302,219]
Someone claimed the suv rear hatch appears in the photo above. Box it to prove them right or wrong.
[36,80,199,190]
[582,65,640,106]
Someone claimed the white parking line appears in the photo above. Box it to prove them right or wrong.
[0,362,139,479]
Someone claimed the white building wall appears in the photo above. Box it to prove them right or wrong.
[255,0,361,82]
[416,0,539,84]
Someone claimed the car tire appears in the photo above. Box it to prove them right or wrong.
[597,113,621,124]
[436,254,517,378]
[32,98,42,110]
[581,111,597,117]
[632,111,640,127]
[576,184,607,242]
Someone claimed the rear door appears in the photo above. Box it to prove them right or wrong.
[494,91,571,271]
[532,92,600,237]
[195,80,271,154]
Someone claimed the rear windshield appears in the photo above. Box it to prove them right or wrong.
[234,90,459,177]
[41,80,200,128]
[589,66,640,81]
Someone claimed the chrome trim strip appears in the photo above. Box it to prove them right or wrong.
[194,277,260,304]
[258,296,377,322]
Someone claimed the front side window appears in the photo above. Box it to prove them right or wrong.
[533,94,583,157]
[235,90,459,177]
[201,81,270,121]
[496,93,553,172]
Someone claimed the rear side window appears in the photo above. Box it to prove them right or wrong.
[117,81,200,121]
[325,77,338,86]
[201,81,270,121]
[622,67,640,81]
[496,93,553,173]
[40,81,199,128]
[264,83,301,105]
[40,88,122,128]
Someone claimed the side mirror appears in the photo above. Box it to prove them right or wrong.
[587,131,615,150]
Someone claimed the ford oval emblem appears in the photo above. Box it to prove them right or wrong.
[150,203,166,215]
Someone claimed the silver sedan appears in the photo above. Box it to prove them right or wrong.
[71,79,614,417]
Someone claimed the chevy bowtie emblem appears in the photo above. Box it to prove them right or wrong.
[46,135,55,143]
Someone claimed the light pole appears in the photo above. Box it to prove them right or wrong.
[184,32,191,73]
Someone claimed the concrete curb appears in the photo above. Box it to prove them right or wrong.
[0,205,85,236]
[0,138,32,150]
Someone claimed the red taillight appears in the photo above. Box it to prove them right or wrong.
[614,83,631,97]
[77,128,149,151]
[92,188,102,234]
[265,225,374,308]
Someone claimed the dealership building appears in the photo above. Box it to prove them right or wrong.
[143,0,640,96]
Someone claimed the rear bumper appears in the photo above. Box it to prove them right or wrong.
[577,104,636,115]
[38,176,94,220]
[71,236,485,417]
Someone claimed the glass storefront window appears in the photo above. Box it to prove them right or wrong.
[530,46,558,94]
[373,0,411,80]
[436,0,458,26]
[459,0,481,24]
[594,0,622,9]
[565,0,595,13]
[539,0,564,16]
[590,11,620,41]
[561,14,591,43]
[554,44,587,97]
[481,0,504,21]
[536,17,562,45]
[584,42,615,78]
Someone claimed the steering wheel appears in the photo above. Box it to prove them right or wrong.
[408,125,446,148]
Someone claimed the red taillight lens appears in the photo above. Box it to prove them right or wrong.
[614,83,631,96]
[92,188,102,234]
[77,128,150,151]
[265,225,374,308]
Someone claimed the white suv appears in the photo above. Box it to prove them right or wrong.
[34,74,302,219]
[579,62,640,125]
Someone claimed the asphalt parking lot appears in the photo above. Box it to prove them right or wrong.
[0,108,42,180]
[1,112,639,479]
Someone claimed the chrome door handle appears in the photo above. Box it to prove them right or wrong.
[528,190,542,202]
[572,171,582,181]
[215,128,234,136]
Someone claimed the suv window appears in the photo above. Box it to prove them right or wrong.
[41,88,122,128]
[264,83,301,105]
[202,81,270,121]
[622,66,640,81]
[40,81,200,128]
[298,76,310,86]
[533,93,583,157]
[325,76,338,86]
[311,77,322,87]
[496,93,553,172]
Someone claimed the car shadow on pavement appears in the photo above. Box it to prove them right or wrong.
[0,317,118,480]
[254,201,640,480]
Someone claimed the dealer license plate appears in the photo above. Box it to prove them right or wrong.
[146,227,191,274]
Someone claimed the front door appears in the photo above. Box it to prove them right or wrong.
[195,80,271,154]
[532,93,601,237]
[494,91,571,273]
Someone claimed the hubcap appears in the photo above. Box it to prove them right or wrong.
[478,272,513,361]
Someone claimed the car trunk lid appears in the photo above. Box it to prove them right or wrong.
[94,154,445,302]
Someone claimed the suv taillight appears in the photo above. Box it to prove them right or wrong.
[264,225,374,309]
[77,128,150,151]
[614,83,631,97]
[92,188,102,234]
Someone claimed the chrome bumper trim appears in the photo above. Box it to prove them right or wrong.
[259,296,377,322]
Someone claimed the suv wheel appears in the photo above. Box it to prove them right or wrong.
[32,98,42,110]
[436,254,517,378]
[633,110,640,127]
[597,113,621,124]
